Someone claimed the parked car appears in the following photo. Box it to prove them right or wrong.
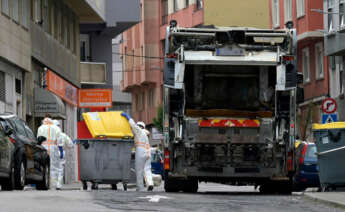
[0,114,50,190]
[150,148,164,179]
[293,142,320,191]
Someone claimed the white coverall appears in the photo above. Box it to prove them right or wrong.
[129,119,154,191]
[37,118,63,189]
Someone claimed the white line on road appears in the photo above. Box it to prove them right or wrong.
[139,195,172,202]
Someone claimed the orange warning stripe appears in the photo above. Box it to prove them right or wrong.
[198,119,260,128]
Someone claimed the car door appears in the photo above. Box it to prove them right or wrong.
[11,118,36,177]
[0,120,13,174]
[23,122,45,176]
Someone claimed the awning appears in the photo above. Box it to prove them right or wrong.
[34,87,66,119]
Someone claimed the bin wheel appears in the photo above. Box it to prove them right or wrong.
[111,184,118,190]
[123,183,127,191]
[82,181,88,190]
[91,182,98,190]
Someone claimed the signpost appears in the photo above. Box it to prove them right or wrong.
[321,98,338,124]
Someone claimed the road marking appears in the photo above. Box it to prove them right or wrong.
[139,195,171,202]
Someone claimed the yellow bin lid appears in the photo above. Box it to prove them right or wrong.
[312,122,345,130]
[83,111,134,139]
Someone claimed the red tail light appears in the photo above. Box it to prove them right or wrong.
[164,150,170,170]
[167,53,177,58]
[299,144,308,164]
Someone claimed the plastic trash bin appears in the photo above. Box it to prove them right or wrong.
[313,122,345,191]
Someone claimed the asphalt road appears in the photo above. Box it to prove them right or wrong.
[0,183,341,212]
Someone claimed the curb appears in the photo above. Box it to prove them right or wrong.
[304,193,345,210]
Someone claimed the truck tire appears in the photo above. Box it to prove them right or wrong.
[164,172,179,192]
[182,179,198,193]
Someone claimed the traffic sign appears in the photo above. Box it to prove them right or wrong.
[322,98,337,114]
[322,113,338,124]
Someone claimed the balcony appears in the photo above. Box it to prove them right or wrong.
[80,62,106,84]
[63,0,105,23]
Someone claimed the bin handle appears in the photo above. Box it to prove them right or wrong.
[315,145,345,156]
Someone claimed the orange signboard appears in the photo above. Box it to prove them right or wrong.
[78,89,112,108]
[46,70,78,106]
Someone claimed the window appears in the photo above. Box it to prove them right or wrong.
[330,56,336,70]
[272,0,280,27]
[149,89,155,107]
[42,0,50,33]
[297,0,305,18]
[302,48,310,83]
[315,43,324,79]
[328,0,335,8]
[185,0,189,8]
[161,0,168,25]
[0,72,5,102]
[21,0,28,28]
[33,0,42,24]
[196,0,203,10]
[340,57,344,94]
[12,0,19,22]
[340,3,345,27]
[284,0,292,23]
[70,15,75,52]
[14,119,27,137]
[328,13,334,32]
[15,79,21,94]
[2,0,10,16]
[173,0,178,12]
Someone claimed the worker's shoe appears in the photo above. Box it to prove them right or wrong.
[147,185,154,191]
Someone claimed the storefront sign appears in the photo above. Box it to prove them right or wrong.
[35,103,58,113]
[46,70,78,106]
[78,89,112,108]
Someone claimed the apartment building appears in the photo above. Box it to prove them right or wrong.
[270,0,329,141]
[323,0,345,121]
[0,0,31,118]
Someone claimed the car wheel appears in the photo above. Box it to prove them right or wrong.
[2,161,15,191]
[36,165,50,190]
[14,158,26,190]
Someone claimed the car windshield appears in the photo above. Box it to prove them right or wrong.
[306,145,317,159]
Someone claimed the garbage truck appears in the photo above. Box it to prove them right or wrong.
[162,21,304,193]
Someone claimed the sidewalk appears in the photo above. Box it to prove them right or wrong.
[304,191,345,209]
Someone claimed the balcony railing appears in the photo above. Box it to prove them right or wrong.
[80,62,106,84]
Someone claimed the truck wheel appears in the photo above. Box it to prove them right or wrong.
[91,182,98,190]
[182,179,198,193]
[164,174,179,192]
[111,184,117,190]
[82,181,88,190]
[123,183,127,191]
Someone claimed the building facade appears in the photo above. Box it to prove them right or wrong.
[323,0,345,122]
[269,0,329,141]
[0,0,31,118]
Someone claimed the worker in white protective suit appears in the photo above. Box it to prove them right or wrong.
[53,120,74,189]
[121,112,154,191]
[37,117,63,190]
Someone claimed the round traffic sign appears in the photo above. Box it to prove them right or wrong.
[322,98,337,114]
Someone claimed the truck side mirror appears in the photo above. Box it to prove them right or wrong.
[37,136,46,145]
[297,87,304,104]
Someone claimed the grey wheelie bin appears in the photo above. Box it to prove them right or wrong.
[313,122,345,191]
[78,138,134,190]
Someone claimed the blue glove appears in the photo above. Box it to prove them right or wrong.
[121,112,131,121]
[58,146,64,159]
